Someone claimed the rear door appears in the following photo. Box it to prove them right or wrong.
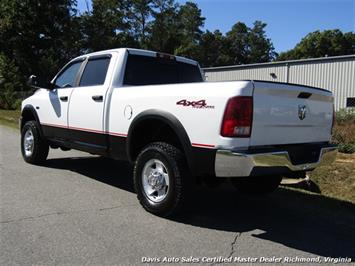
[67,54,113,152]
[250,81,333,146]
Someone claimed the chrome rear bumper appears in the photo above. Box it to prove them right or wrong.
[215,145,337,177]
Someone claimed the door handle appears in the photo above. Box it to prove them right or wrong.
[92,95,103,102]
[59,96,68,102]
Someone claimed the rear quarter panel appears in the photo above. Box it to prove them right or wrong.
[107,81,253,150]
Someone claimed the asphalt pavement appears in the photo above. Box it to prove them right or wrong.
[1,125,355,265]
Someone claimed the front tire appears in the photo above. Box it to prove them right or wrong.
[231,175,282,195]
[21,121,49,164]
[133,142,191,217]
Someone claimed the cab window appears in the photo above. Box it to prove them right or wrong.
[54,61,83,88]
[79,57,111,87]
[123,54,202,86]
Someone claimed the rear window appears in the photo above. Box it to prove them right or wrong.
[80,57,111,86]
[123,54,202,86]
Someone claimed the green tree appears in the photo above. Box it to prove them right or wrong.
[129,0,153,48]
[225,22,250,64]
[81,0,137,52]
[0,54,23,109]
[225,21,276,65]
[0,0,80,82]
[174,1,205,60]
[197,30,229,67]
[248,21,277,63]
[278,30,355,60]
[148,0,180,53]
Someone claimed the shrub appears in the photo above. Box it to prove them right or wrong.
[335,108,355,124]
[0,54,24,110]
[332,109,355,154]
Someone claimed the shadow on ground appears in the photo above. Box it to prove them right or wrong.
[284,179,322,193]
[44,156,355,260]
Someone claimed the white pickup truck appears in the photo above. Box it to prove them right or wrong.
[21,48,337,216]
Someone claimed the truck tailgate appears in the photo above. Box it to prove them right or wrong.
[250,81,333,146]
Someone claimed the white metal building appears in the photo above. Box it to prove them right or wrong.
[203,55,355,111]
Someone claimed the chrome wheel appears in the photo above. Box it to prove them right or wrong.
[142,159,170,203]
[23,128,34,157]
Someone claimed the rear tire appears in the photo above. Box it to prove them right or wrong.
[133,142,191,217]
[231,175,282,195]
[21,121,49,164]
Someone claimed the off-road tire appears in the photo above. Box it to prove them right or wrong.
[133,142,191,217]
[21,120,49,164]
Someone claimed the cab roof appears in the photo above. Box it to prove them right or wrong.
[75,48,199,66]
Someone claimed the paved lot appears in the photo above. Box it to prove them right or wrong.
[1,125,355,265]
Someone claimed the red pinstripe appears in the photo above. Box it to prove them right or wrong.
[41,123,127,138]
[191,143,215,148]
[41,123,215,148]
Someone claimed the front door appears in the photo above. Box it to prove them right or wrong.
[39,60,84,140]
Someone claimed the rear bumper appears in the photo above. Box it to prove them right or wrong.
[215,144,337,177]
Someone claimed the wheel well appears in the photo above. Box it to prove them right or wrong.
[128,118,185,162]
[21,108,37,130]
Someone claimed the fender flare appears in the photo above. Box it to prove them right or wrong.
[21,105,44,137]
[126,109,193,166]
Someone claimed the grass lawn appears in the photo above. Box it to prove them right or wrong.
[0,109,354,203]
[308,153,355,203]
[0,109,21,129]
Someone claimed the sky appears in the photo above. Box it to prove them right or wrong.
[76,0,355,53]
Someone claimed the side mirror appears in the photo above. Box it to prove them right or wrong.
[26,75,54,90]
[27,75,39,87]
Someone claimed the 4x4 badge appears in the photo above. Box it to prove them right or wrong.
[298,105,307,120]
[176,99,214,109]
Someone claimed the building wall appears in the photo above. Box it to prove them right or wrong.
[204,55,355,111]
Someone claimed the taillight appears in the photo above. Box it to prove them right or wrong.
[221,96,253,137]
